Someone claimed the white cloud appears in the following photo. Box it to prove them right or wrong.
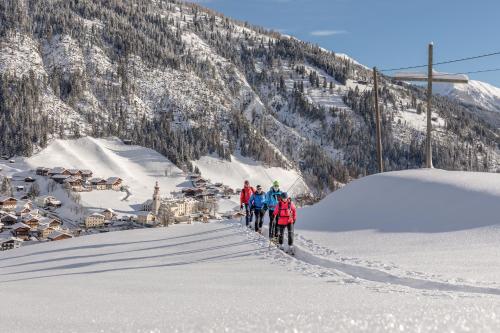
[310,30,348,37]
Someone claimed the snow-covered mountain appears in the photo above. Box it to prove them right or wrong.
[1,0,500,194]
[435,80,500,113]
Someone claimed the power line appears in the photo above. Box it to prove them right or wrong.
[380,51,500,72]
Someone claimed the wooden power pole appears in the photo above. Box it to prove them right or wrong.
[393,43,468,169]
[373,67,383,172]
[426,43,433,168]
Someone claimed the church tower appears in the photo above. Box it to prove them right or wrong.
[152,181,161,215]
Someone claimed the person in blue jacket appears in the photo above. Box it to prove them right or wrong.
[266,180,282,239]
[249,185,267,234]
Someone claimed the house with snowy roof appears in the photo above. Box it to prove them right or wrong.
[47,230,73,241]
[11,222,31,240]
[85,213,106,228]
[22,214,40,229]
[52,174,71,184]
[0,213,17,226]
[48,167,70,176]
[0,237,22,251]
[90,178,107,190]
[36,195,61,208]
[136,211,155,225]
[106,177,123,191]
[0,196,17,211]
[36,167,50,176]
[102,208,116,220]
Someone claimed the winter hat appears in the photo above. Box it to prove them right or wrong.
[272,180,280,187]
[280,192,288,199]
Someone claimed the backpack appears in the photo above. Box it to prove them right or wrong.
[278,199,292,218]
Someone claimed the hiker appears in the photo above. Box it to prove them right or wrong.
[240,180,255,227]
[249,185,267,234]
[273,192,297,254]
[266,180,282,239]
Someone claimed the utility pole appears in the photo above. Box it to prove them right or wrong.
[426,43,433,168]
[372,67,383,172]
[392,43,468,169]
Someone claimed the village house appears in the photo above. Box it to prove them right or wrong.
[11,222,31,240]
[192,178,209,188]
[22,214,40,229]
[0,196,17,211]
[16,185,24,192]
[182,188,203,197]
[106,177,123,191]
[67,169,83,178]
[15,206,31,217]
[24,177,36,183]
[0,222,4,232]
[37,224,55,239]
[39,217,61,230]
[136,211,155,224]
[48,167,70,177]
[90,178,108,190]
[64,176,83,191]
[52,174,71,184]
[36,196,61,208]
[36,167,50,176]
[0,213,17,226]
[47,230,73,241]
[0,237,22,251]
[85,213,106,228]
[102,208,116,221]
[159,198,200,224]
[80,170,93,180]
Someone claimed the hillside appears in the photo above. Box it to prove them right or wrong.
[435,80,500,127]
[1,137,304,218]
[1,0,500,195]
[2,218,500,332]
[297,169,500,281]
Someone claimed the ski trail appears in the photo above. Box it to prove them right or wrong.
[227,220,500,297]
[293,245,500,296]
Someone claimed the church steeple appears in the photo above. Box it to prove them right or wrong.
[152,181,161,215]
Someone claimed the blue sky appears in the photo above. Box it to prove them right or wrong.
[188,0,500,86]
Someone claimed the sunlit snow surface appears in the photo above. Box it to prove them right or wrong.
[1,221,500,332]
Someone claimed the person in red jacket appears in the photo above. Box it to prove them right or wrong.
[273,192,297,254]
[240,180,255,227]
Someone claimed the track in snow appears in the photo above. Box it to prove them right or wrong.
[233,220,500,297]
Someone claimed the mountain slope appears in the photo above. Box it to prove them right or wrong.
[435,80,500,113]
[1,0,500,194]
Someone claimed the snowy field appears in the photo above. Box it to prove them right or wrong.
[2,169,500,331]
[0,137,303,217]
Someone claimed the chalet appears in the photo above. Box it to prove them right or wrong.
[22,214,40,229]
[36,167,50,176]
[0,237,22,251]
[47,230,73,241]
[64,176,83,191]
[102,208,116,220]
[0,213,17,226]
[15,185,24,192]
[52,174,71,184]
[0,196,17,211]
[11,222,31,240]
[39,217,61,230]
[136,212,155,224]
[90,178,107,190]
[36,196,59,208]
[37,224,55,239]
[80,170,93,179]
[24,177,36,183]
[15,206,31,217]
[48,167,70,176]
[67,169,83,178]
[214,182,223,188]
[85,213,106,228]
[106,177,123,191]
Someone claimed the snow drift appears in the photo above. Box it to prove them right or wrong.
[298,169,500,233]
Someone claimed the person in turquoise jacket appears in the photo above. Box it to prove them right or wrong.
[266,180,282,239]
[249,185,267,234]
